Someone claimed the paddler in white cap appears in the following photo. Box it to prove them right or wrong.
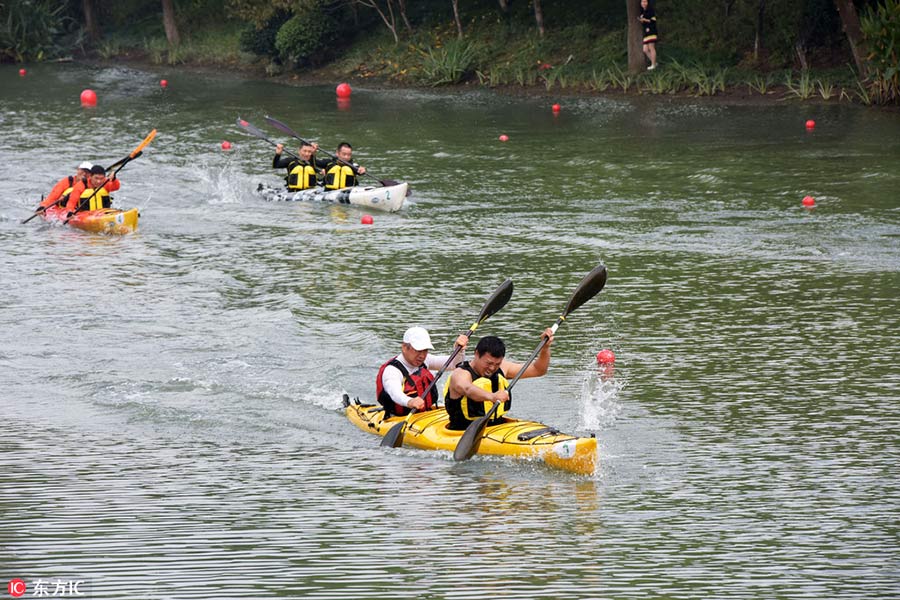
[375,326,469,416]
[38,161,93,210]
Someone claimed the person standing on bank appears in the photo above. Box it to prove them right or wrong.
[376,327,469,417]
[639,0,659,70]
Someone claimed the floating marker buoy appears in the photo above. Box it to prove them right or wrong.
[805,119,816,130]
[160,79,168,88]
[552,103,561,113]
[361,214,374,225]
[499,134,509,142]
[336,82,352,98]
[80,89,97,107]
[596,349,616,364]
[19,68,26,77]
[802,195,815,208]
[221,140,232,150]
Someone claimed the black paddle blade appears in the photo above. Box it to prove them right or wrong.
[478,278,513,324]
[264,115,300,139]
[380,420,407,448]
[453,404,498,461]
[236,117,265,139]
[563,264,608,317]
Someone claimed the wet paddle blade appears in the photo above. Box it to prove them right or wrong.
[453,406,497,461]
[477,278,513,325]
[563,264,608,318]
[380,419,407,448]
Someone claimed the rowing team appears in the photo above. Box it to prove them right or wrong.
[377,326,555,430]
[273,141,367,191]
[36,161,122,215]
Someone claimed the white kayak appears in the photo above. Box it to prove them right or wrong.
[256,182,408,212]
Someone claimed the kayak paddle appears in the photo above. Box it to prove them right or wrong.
[236,117,301,159]
[380,278,514,449]
[21,195,46,224]
[453,264,608,462]
[63,129,157,223]
[264,115,400,187]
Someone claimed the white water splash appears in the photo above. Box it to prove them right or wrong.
[580,360,625,430]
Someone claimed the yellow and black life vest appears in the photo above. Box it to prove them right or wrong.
[288,161,318,190]
[324,163,357,190]
[77,187,111,211]
[444,361,510,430]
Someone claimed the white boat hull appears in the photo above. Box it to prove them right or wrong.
[256,182,407,212]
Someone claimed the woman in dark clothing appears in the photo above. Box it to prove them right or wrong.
[639,0,658,70]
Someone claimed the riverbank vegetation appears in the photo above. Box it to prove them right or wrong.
[2,0,897,105]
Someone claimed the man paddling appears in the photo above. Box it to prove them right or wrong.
[65,164,121,213]
[273,141,328,190]
[444,330,554,430]
[324,142,367,190]
[38,161,93,210]
[376,327,469,416]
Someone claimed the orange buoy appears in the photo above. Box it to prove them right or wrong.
[221,140,232,150]
[552,103,561,113]
[80,89,97,107]
[336,83,352,98]
[499,134,509,142]
[361,214,374,225]
[596,349,616,364]
[802,195,815,208]
[19,68,26,77]
[805,119,816,130]
[160,79,168,88]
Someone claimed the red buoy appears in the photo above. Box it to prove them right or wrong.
[596,349,616,364]
[361,214,374,225]
[498,134,509,142]
[221,140,232,150]
[802,195,815,208]
[160,79,168,88]
[552,103,561,113]
[336,82,352,98]
[19,68,26,77]
[805,119,816,130]
[80,89,97,107]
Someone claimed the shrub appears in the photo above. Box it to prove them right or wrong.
[860,0,900,104]
[275,6,338,66]
[240,10,290,59]
[0,0,79,62]
[418,38,478,86]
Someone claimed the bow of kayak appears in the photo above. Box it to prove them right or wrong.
[345,397,597,476]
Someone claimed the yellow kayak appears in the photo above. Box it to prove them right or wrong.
[345,397,597,475]
[43,205,139,234]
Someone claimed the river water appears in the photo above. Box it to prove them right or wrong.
[1,63,898,599]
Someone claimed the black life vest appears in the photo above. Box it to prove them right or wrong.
[375,357,437,417]
[444,361,510,430]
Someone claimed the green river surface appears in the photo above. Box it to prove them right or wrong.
[1,63,899,599]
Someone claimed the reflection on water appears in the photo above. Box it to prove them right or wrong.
[1,63,899,599]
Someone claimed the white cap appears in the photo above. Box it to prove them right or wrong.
[403,326,434,351]
[77,161,93,170]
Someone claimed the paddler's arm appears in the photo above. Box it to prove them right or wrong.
[449,365,509,405]
[424,334,469,370]
[64,180,86,213]
[501,327,554,381]
[273,144,292,169]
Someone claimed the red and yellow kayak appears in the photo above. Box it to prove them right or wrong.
[345,397,597,475]
[42,205,139,235]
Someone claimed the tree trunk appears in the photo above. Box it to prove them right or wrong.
[451,0,464,38]
[82,0,100,41]
[754,0,766,61]
[833,0,867,76]
[398,0,412,33]
[162,0,180,46]
[498,0,509,11]
[533,0,545,36]
[626,0,643,73]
